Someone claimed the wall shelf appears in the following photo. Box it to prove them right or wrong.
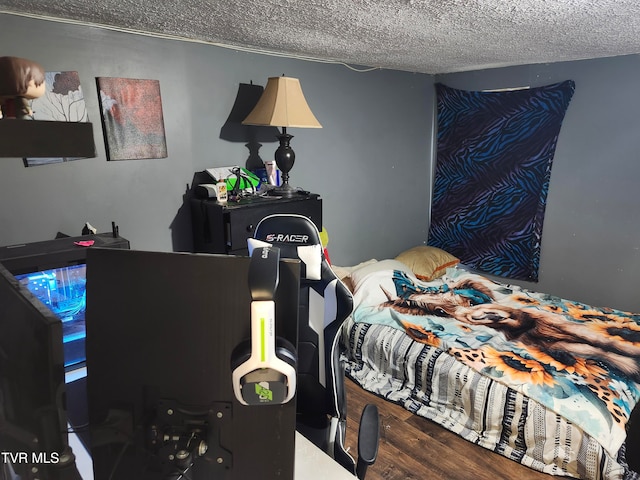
[0,120,96,158]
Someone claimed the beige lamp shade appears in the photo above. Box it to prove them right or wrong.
[242,76,322,128]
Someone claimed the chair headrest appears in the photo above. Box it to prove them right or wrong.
[248,214,323,280]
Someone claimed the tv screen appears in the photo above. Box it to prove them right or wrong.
[15,264,87,370]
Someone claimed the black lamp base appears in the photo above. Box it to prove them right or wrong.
[267,182,298,197]
[272,130,299,196]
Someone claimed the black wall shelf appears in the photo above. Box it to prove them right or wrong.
[0,120,96,158]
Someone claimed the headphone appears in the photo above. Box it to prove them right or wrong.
[231,246,297,405]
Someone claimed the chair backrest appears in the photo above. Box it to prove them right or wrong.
[249,214,380,479]
[248,214,353,422]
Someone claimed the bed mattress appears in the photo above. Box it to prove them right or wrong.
[340,261,640,480]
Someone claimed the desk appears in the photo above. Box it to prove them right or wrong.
[294,432,356,479]
[70,431,355,479]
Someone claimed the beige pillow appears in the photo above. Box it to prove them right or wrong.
[395,246,459,281]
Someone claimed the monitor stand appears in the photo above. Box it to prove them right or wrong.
[84,249,300,480]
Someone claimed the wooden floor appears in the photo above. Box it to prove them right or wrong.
[344,378,555,480]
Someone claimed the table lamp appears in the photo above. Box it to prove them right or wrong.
[242,76,322,196]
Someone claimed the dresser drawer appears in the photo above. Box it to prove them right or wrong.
[191,194,322,255]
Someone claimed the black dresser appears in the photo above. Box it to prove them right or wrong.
[190,193,322,255]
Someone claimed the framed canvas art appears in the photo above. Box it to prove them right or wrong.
[24,71,91,167]
[97,77,167,161]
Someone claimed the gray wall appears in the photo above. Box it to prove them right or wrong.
[438,57,640,311]
[3,13,639,313]
[0,14,433,266]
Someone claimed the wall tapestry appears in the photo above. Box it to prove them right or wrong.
[97,77,167,161]
[25,71,90,167]
[428,81,575,282]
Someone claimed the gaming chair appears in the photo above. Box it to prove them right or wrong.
[248,214,379,479]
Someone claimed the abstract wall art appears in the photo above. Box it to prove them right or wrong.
[97,77,167,161]
[428,81,575,282]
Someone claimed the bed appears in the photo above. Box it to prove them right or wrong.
[336,247,640,480]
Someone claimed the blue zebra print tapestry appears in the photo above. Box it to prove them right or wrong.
[428,81,575,282]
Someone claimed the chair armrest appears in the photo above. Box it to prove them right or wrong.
[356,403,380,479]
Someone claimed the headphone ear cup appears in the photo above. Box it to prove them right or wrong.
[230,339,252,371]
[232,338,296,370]
[275,337,297,368]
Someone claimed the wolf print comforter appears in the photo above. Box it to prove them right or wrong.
[341,262,640,480]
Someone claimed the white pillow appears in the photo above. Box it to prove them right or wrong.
[348,259,415,308]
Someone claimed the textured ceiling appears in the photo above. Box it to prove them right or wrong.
[2,0,640,74]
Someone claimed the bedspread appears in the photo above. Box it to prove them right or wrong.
[342,263,640,479]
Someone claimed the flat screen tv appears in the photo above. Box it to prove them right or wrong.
[84,248,300,480]
[0,262,82,480]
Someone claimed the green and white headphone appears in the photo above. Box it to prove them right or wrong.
[231,246,297,405]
